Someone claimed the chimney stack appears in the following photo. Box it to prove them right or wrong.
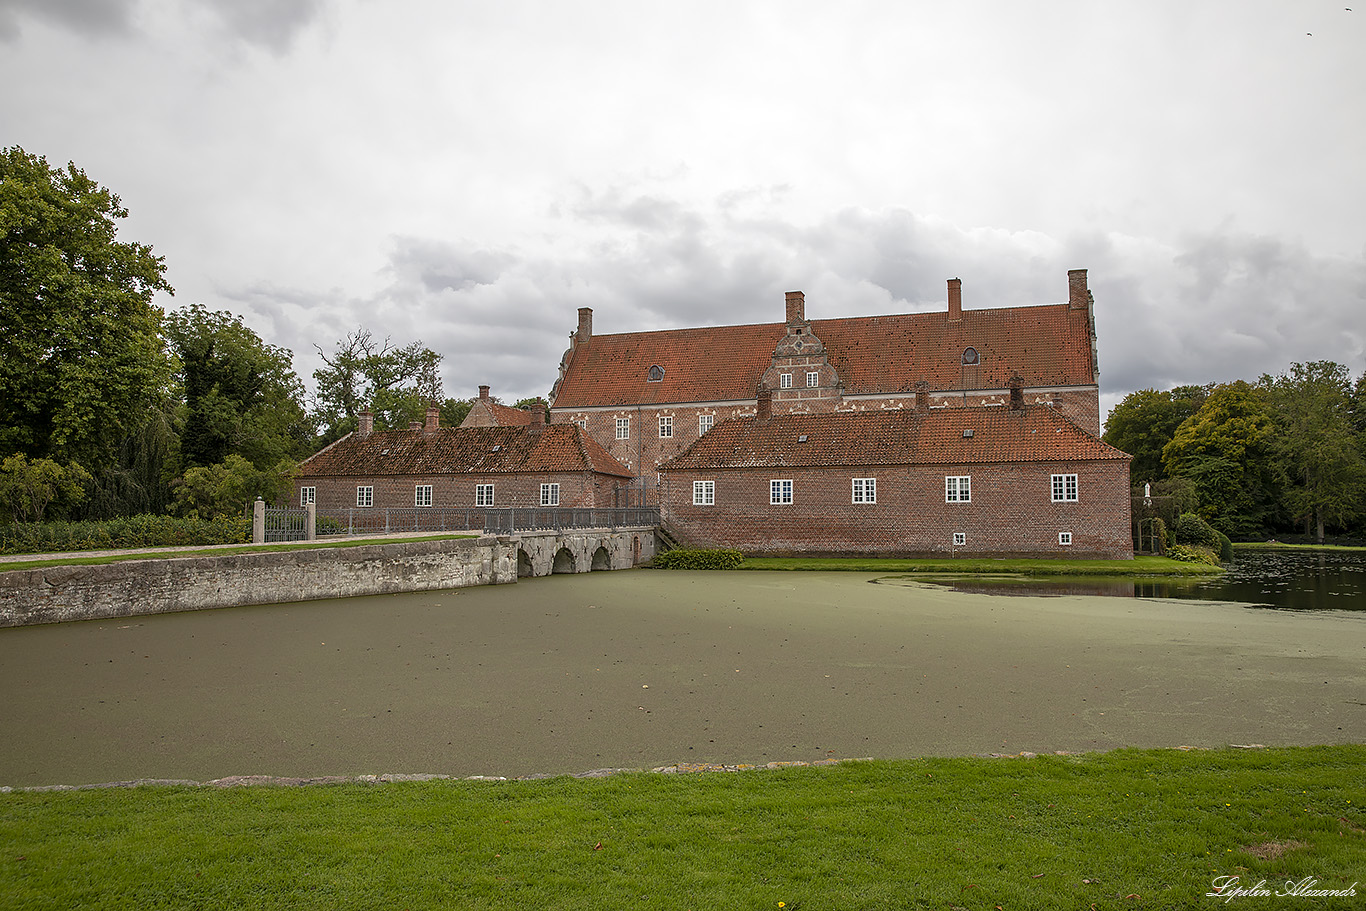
[756,384,773,422]
[358,410,373,437]
[479,385,490,400]
[530,402,547,428]
[409,421,422,431]
[1009,373,1025,411]
[1068,269,1090,311]
[915,380,930,414]
[425,403,440,434]
[947,278,962,320]
[785,291,806,326]
[577,307,593,343]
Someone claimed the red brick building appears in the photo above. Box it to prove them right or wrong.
[548,270,1101,490]
[459,385,533,428]
[658,386,1132,558]
[295,404,632,512]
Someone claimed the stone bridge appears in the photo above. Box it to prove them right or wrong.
[511,527,657,577]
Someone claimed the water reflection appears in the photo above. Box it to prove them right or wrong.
[887,547,1366,612]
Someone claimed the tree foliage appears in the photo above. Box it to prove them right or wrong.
[170,454,296,520]
[164,304,311,469]
[0,146,173,469]
[0,453,92,523]
[1103,386,1207,481]
[312,329,444,443]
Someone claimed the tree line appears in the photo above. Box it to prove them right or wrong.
[1103,363,1366,543]
[0,146,521,524]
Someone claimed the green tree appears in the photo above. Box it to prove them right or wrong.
[312,329,443,444]
[170,454,296,519]
[1262,361,1366,543]
[1103,385,1207,481]
[164,304,311,469]
[439,397,472,429]
[1162,380,1280,537]
[0,146,173,470]
[0,453,92,523]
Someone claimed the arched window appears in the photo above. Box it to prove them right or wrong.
[647,365,665,382]
[961,347,979,366]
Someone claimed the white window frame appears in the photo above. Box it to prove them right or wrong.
[300,486,315,506]
[953,532,967,546]
[356,486,373,508]
[616,417,630,440]
[806,371,819,387]
[770,479,793,505]
[852,478,876,504]
[414,485,433,507]
[693,480,714,506]
[1052,473,1079,502]
[945,476,971,503]
[659,415,673,438]
[698,414,714,435]
[540,483,560,506]
[779,373,793,389]
[574,419,586,428]
[475,484,494,507]
[1059,532,1073,545]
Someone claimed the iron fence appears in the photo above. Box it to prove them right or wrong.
[263,506,311,543]
[312,506,659,537]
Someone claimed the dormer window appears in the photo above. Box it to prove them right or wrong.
[647,365,665,382]
[962,347,979,366]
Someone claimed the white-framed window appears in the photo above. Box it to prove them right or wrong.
[540,483,560,506]
[356,486,373,508]
[415,485,432,507]
[1059,532,1073,545]
[770,479,793,505]
[476,484,494,507]
[953,532,967,546]
[852,478,876,504]
[574,419,586,428]
[659,415,673,438]
[1052,473,1079,502]
[616,417,630,440]
[945,476,971,502]
[300,486,315,506]
[693,480,714,506]
[806,371,819,387]
[780,373,793,389]
[699,414,714,435]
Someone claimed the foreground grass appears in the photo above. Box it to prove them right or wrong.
[740,554,1223,576]
[0,534,479,573]
[2,747,1361,910]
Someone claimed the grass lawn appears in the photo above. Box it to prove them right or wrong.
[738,555,1223,576]
[1235,541,1366,553]
[0,534,479,573]
[2,746,1362,910]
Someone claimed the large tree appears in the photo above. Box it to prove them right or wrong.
[1102,385,1207,481]
[164,304,311,470]
[1262,361,1366,543]
[0,146,173,470]
[1162,380,1281,537]
[312,329,444,444]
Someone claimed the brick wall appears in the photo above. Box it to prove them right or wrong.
[660,460,1132,558]
[294,471,621,512]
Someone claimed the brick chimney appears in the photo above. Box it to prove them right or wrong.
[425,403,440,434]
[1009,373,1024,411]
[577,308,593,343]
[785,291,806,326]
[408,421,422,431]
[756,384,772,422]
[478,385,490,400]
[358,410,373,437]
[947,278,962,320]
[1068,269,1090,310]
[915,380,930,413]
[529,402,547,429]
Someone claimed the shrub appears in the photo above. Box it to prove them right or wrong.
[1215,530,1233,562]
[0,514,249,555]
[1173,512,1221,550]
[1166,544,1221,566]
[651,548,744,570]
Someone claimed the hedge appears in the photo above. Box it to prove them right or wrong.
[650,548,745,570]
[0,514,250,555]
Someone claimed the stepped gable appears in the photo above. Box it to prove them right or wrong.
[660,404,1128,471]
[299,424,632,477]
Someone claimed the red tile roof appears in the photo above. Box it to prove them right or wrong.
[658,405,1129,471]
[552,304,1096,408]
[484,401,533,426]
[299,424,633,478]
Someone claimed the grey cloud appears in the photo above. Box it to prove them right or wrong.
[196,0,326,53]
[0,0,137,40]
[385,236,518,298]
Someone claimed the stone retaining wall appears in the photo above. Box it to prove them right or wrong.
[0,536,518,628]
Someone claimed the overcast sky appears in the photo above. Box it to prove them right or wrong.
[4,0,1363,422]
